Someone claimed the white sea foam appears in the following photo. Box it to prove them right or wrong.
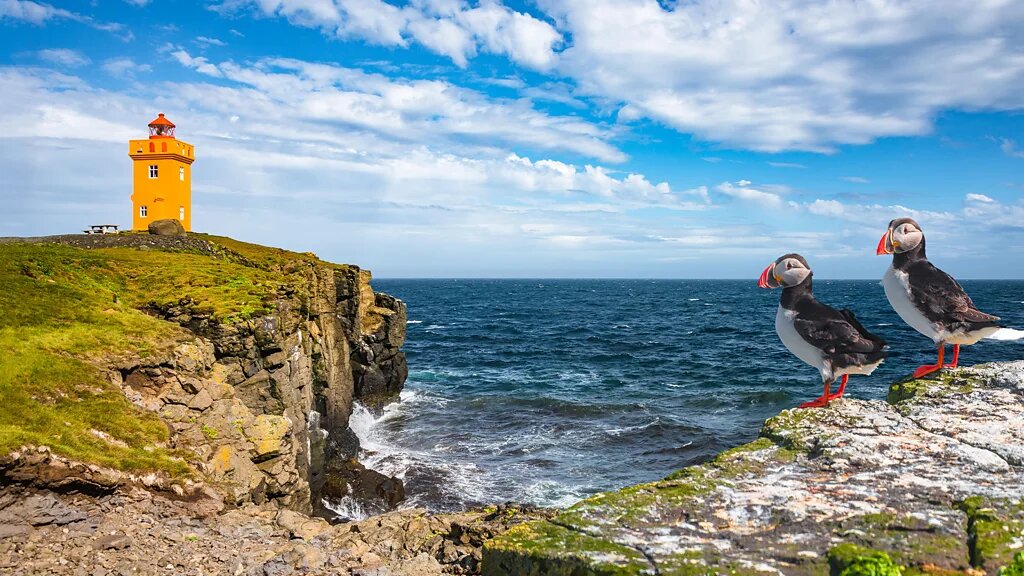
[347,390,606,511]
[407,320,424,324]
[688,298,700,301]
[322,496,368,522]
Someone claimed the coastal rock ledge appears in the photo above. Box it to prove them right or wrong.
[484,361,1024,576]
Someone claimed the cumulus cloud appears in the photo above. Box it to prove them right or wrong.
[37,49,89,67]
[0,0,73,24]
[164,51,623,162]
[539,0,1024,152]
[216,0,562,70]
[1,0,129,36]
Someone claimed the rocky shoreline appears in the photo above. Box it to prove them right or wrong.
[3,235,1024,575]
[484,362,1024,575]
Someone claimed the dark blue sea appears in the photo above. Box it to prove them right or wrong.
[350,279,1024,513]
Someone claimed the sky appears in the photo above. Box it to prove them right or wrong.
[2,0,1024,278]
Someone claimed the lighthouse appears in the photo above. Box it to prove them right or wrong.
[128,114,195,231]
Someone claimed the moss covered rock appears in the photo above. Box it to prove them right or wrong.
[485,363,1024,575]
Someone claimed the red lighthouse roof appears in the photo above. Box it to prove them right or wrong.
[148,113,176,139]
[148,113,175,127]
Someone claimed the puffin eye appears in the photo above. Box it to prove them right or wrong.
[786,262,794,269]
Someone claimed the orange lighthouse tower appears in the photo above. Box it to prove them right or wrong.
[128,113,195,231]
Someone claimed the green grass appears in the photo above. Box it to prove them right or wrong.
[0,238,345,478]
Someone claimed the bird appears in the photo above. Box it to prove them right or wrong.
[759,254,888,408]
[876,218,1024,379]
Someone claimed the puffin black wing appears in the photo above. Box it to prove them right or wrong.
[791,299,888,368]
[904,260,1000,330]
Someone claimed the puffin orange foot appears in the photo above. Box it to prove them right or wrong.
[831,375,849,399]
[912,364,942,379]
[943,345,961,369]
[798,396,831,409]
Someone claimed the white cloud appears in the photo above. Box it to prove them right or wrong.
[217,0,562,70]
[540,0,1024,152]
[37,49,89,67]
[1000,138,1024,159]
[715,181,784,208]
[101,57,152,76]
[0,0,73,24]
[1,0,129,36]
[195,36,227,47]
[164,52,623,161]
[170,50,223,77]
[768,162,806,169]
[841,176,870,184]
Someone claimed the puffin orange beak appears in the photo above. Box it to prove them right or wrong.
[876,230,893,255]
[758,262,780,288]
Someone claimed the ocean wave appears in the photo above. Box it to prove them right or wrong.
[604,417,660,437]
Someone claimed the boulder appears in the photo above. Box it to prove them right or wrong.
[147,219,185,236]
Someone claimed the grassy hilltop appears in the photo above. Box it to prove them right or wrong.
[0,234,348,478]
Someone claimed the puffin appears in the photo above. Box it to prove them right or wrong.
[759,254,888,408]
[876,218,1024,378]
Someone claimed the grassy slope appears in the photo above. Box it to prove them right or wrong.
[0,235,342,477]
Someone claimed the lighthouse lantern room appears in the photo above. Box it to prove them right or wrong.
[128,113,195,231]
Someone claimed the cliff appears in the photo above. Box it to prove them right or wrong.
[0,233,407,515]
[484,362,1024,576]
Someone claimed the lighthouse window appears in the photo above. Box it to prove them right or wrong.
[179,206,185,221]
[148,165,158,178]
[140,205,148,218]
[179,167,185,181]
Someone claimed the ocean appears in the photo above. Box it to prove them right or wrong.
[351,279,1024,514]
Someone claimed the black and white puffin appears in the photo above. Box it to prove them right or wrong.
[876,218,1024,379]
[759,254,888,408]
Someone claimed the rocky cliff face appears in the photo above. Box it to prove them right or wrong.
[485,362,1024,575]
[134,260,408,513]
[0,234,407,517]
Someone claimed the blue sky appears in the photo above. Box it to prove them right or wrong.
[2,0,1024,278]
